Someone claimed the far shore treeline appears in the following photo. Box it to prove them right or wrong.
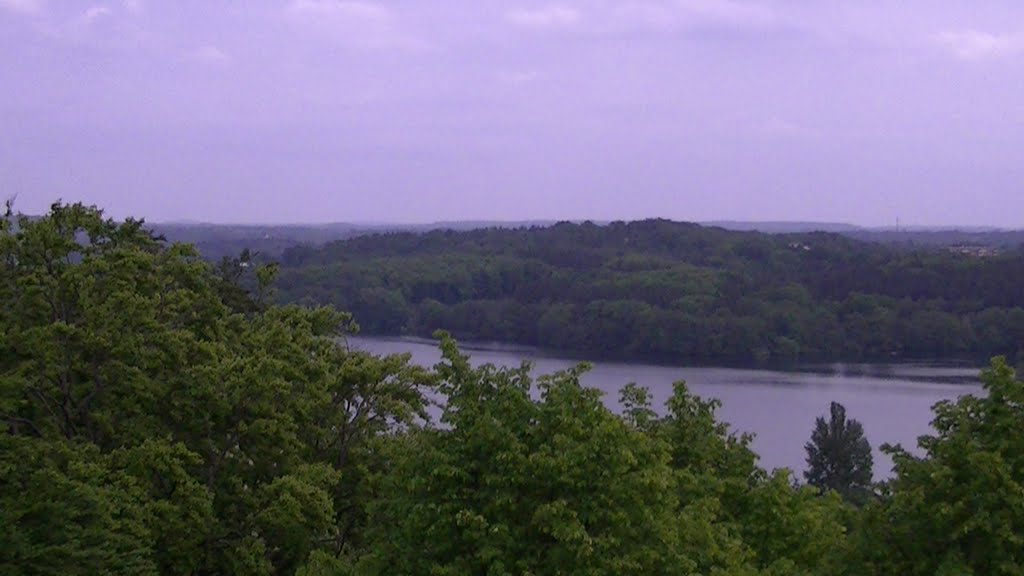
[268,218,1024,365]
[2,203,1023,575]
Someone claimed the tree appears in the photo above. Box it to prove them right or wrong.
[357,334,690,575]
[20,201,1024,575]
[0,202,433,575]
[655,382,848,576]
[804,402,873,503]
[875,357,1024,575]
[271,218,1024,364]
[0,436,158,576]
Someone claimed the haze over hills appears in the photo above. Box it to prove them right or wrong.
[148,220,564,259]
[704,221,864,233]
[152,219,1019,236]
[148,218,1024,261]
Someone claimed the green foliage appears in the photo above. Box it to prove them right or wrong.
[0,203,432,575]
[0,436,157,576]
[353,344,856,576]
[4,202,1021,576]
[804,402,874,504]
[359,335,689,575]
[873,357,1024,575]
[655,383,849,576]
[273,219,1024,364]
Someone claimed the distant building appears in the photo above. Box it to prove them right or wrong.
[947,245,999,258]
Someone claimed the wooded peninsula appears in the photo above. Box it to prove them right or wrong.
[271,219,1024,364]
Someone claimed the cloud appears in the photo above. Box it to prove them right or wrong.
[121,0,141,13]
[508,0,774,35]
[83,5,111,24]
[761,116,813,139]
[27,1,143,43]
[507,5,581,29]
[285,0,425,49]
[0,0,43,14]
[934,30,1020,61]
[287,0,388,22]
[190,45,231,65]
[612,3,677,30]
[611,0,774,32]
[496,69,538,87]
[675,0,775,28]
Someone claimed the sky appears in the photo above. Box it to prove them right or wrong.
[1,0,1023,226]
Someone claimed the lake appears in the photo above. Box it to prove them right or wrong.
[347,336,985,479]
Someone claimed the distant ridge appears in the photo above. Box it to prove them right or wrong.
[152,218,1012,234]
[703,221,863,233]
[142,217,1024,261]
[270,217,1024,366]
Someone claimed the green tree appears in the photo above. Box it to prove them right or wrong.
[878,357,1024,575]
[0,436,157,576]
[21,201,1024,576]
[804,401,874,504]
[357,334,689,575]
[0,202,433,575]
[272,218,1024,364]
[656,382,848,575]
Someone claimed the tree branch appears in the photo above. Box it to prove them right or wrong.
[0,412,43,437]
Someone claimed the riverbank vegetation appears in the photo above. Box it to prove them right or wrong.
[3,204,1022,575]
[272,219,1024,364]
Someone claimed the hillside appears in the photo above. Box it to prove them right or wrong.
[149,220,562,260]
[272,219,1024,364]
[150,219,1024,264]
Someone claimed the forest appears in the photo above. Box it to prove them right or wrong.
[272,219,1024,364]
[3,203,1022,575]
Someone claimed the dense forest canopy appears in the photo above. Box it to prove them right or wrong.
[3,203,1023,575]
[271,219,1024,364]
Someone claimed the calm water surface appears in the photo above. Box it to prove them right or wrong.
[348,336,985,479]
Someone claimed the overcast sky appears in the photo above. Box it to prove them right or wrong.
[2,0,1022,225]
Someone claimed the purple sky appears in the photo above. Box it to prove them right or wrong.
[2,1,1023,226]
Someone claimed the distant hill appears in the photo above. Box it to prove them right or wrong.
[149,220,564,260]
[844,229,1024,248]
[704,221,863,233]
[149,223,370,260]
[147,218,1024,262]
[703,222,1023,246]
[270,218,1024,365]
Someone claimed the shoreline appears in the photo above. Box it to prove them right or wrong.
[345,334,983,385]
